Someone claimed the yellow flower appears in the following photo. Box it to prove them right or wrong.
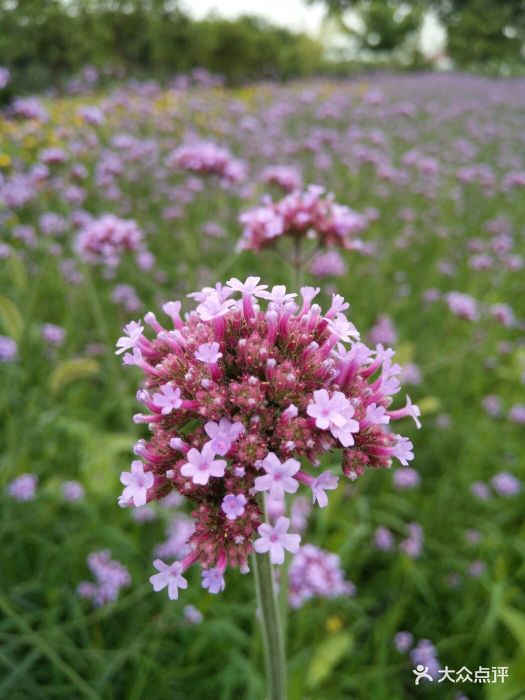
[0,153,12,167]
[326,615,343,633]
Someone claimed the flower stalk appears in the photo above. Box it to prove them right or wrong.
[253,550,287,700]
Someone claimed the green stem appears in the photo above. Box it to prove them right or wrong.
[253,552,287,700]
[292,236,303,289]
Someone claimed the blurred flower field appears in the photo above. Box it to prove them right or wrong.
[1,73,525,699]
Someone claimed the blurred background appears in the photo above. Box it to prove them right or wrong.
[0,2,524,700]
[1,0,524,95]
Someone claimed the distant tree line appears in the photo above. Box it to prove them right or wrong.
[1,0,523,96]
[308,0,525,71]
[0,0,325,93]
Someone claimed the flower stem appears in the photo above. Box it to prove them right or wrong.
[253,552,287,700]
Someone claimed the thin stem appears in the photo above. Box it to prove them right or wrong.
[253,552,287,700]
[292,236,303,289]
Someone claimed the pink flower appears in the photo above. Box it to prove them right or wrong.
[120,461,154,507]
[259,285,297,305]
[392,436,414,466]
[196,293,236,321]
[115,320,144,355]
[307,389,359,447]
[152,383,182,414]
[221,493,247,520]
[254,517,301,565]
[226,276,268,298]
[388,395,421,429]
[311,471,339,507]
[254,452,300,499]
[120,278,417,594]
[327,314,360,343]
[204,417,245,456]
[365,403,390,425]
[180,444,227,485]
[7,473,38,501]
[195,342,222,364]
[149,559,188,600]
[202,567,226,594]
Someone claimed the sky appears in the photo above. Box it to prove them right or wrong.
[182,1,447,55]
[183,0,326,35]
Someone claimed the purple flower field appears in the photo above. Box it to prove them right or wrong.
[1,71,524,699]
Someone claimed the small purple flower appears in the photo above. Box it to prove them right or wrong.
[204,418,245,456]
[254,453,300,499]
[183,604,203,624]
[221,493,247,520]
[195,342,223,364]
[0,336,18,363]
[202,567,226,594]
[491,472,521,497]
[115,320,144,355]
[180,444,226,485]
[470,481,491,500]
[61,480,85,502]
[152,383,182,415]
[150,559,188,600]
[394,631,413,653]
[374,526,395,551]
[310,471,339,507]
[393,467,420,490]
[41,323,65,347]
[7,473,38,501]
[120,461,154,507]
[253,517,301,565]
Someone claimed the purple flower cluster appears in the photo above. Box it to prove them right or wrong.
[288,544,355,608]
[75,214,150,269]
[167,141,246,184]
[117,276,419,599]
[238,185,368,252]
[77,550,131,607]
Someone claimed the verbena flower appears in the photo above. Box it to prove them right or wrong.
[77,550,131,607]
[75,214,149,269]
[118,277,418,599]
[167,141,246,184]
[288,543,355,608]
[238,185,367,252]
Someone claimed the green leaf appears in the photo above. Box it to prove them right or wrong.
[0,295,23,340]
[395,341,415,365]
[7,254,28,294]
[306,632,353,688]
[81,432,132,495]
[49,358,100,394]
[499,607,525,651]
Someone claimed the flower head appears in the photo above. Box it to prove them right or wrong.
[120,278,417,597]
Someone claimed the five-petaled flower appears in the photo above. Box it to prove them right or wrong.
[115,320,144,355]
[205,418,245,456]
[221,493,247,520]
[180,443,227,485]
[120,460,154,507]
[152,383,182,414]
[253,517,301,565]
[254,453,300,499]
[149,559,188,600]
